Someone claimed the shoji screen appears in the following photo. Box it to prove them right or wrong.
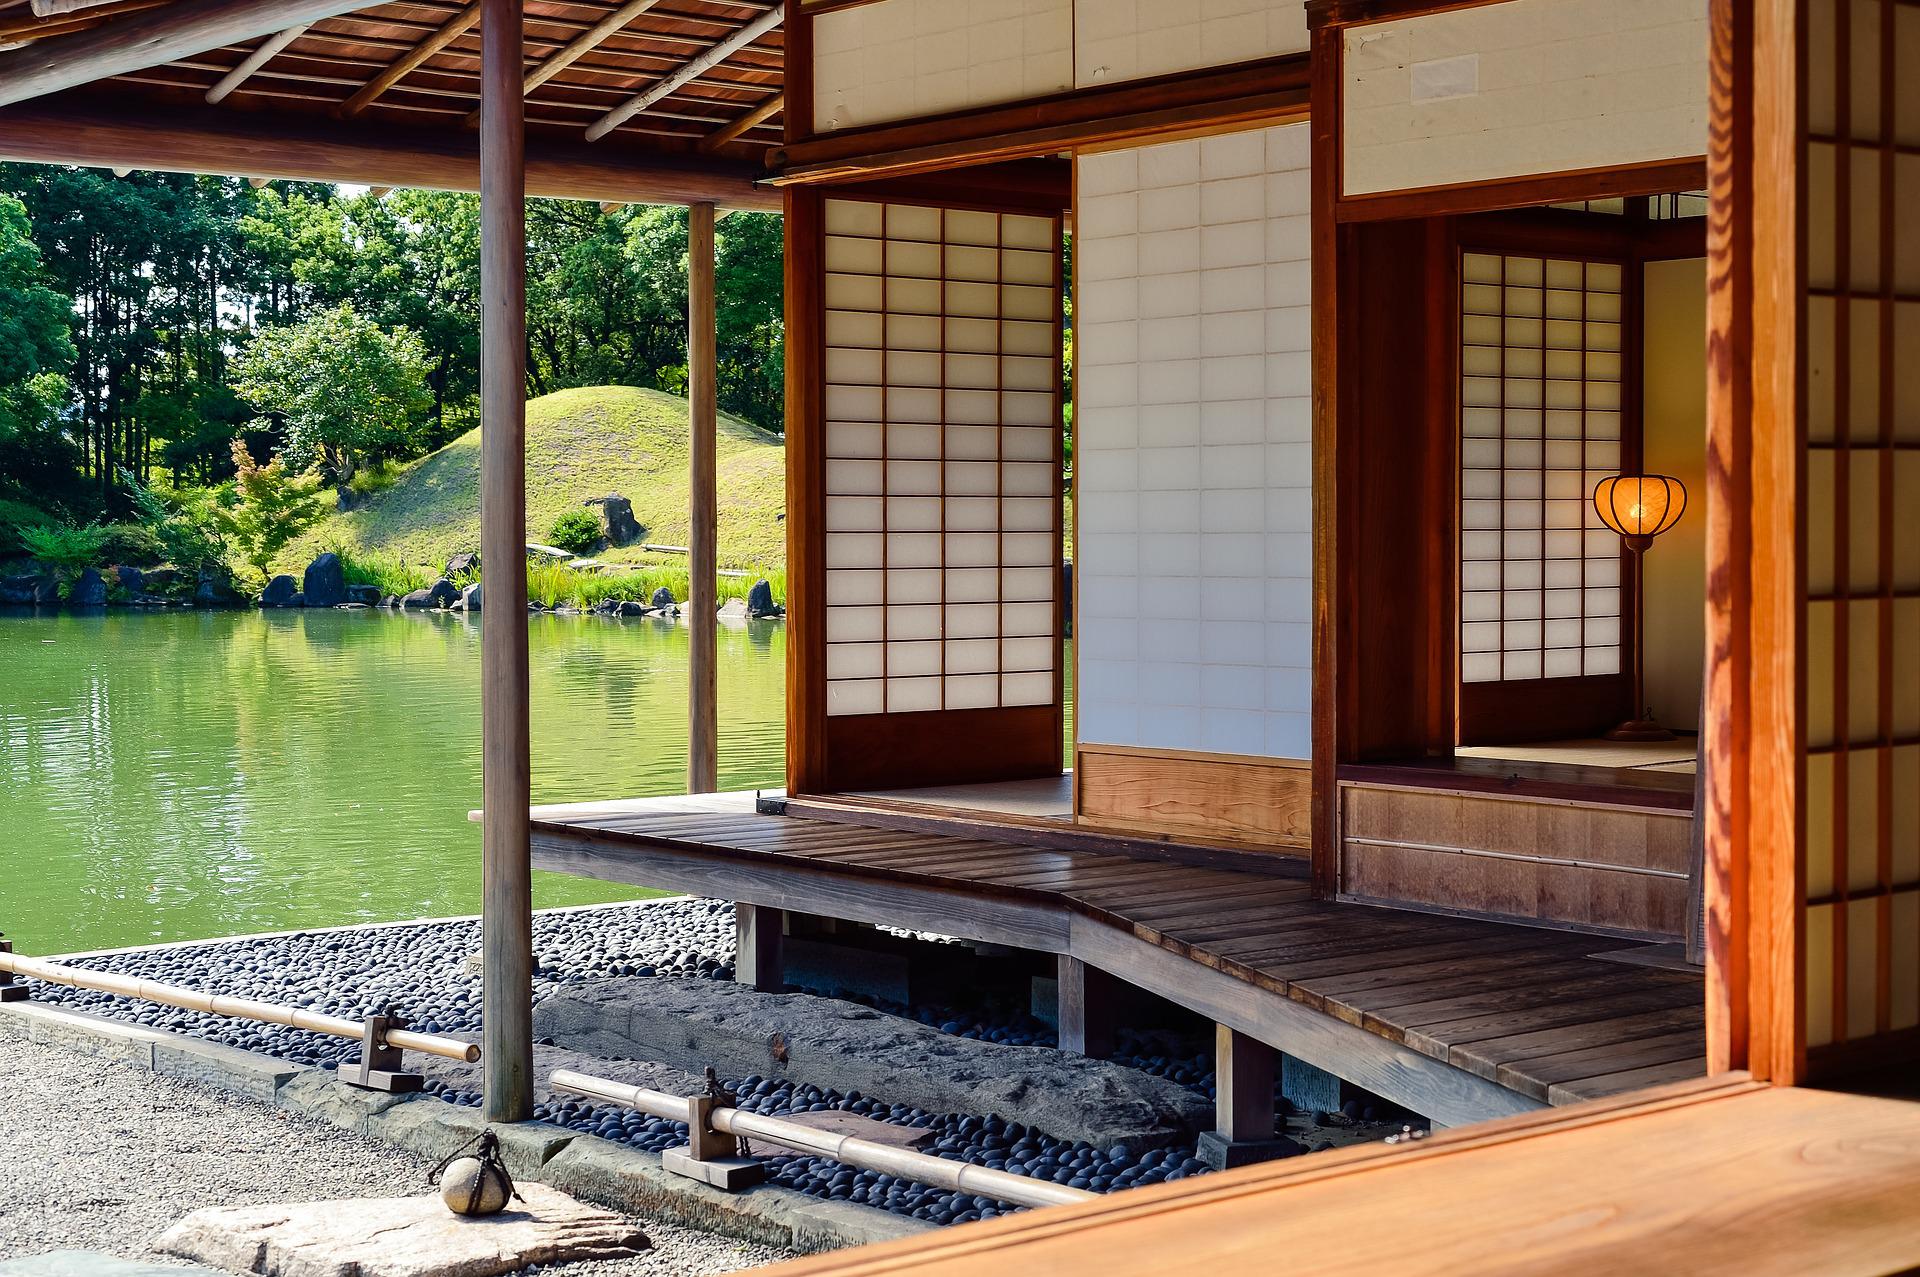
[1457,248,1631,741]
[1800,0,1920,1058]
[794,192,1066,792]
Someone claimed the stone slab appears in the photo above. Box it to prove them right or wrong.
[154,1182,648,1277]
[535,979,1211,1148]
[0,1252,220,1277]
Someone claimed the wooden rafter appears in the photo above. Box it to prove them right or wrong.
[455,0,666,128]
[0,0,394,107]
[206,23,309,103]
[700,90,780,150]
[337,0,481,118]
[585,3,783,142]
[0,0,168,46]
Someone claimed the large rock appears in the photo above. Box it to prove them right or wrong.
[592,494,642,547]
[258,574,299,607]
[34,575,61,606]
[154,1182,648,1277]
[193,567,239,609]
[746,578,783,618]
[116,565,145,595]
[460,582,483,612]
[347,583,383,606]
[446,551,480,577]
[534,980,1212,1149]
[0,574,46,605]
[403,578,460,610]
[69,568,107,608]
[142,565,181,596]
[648,586,677,611]
[304,552,347,608]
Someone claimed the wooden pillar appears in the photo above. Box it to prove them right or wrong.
[478,0,532,1125]
[1214,1024,1276,1142]
[1056,956,1117,1058]
[688,200,718,793]
[735,902,784,992]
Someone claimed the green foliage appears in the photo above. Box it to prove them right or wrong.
[0,495,52,556]
[520,560,782,612]
[95,522,166,567]
[0,192,77,510]
[234,303,433,487]
[120,467,227,570]
[347,457,404,499]
[213,440,327,584]
[326,544,431,598]
[19,522,106,577]
[548,507,602,556]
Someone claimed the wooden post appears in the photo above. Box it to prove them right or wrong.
[1214,1024,1276,1143]
[688,200,719,794]
[479,0,532,1125]
[735,903,784,992]
[1056,956,1117,1058]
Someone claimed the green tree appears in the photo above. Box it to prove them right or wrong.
[233,302,432,488]
[213,440,325,583]
[0,192,78,509]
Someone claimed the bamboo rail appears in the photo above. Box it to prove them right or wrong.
[0,950,480,1062]
[551,1069,1096,1210]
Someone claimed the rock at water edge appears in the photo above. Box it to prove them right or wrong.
[304,552,347,608]
[649,585,677,611]
[746,578,783,617]
[259,574,299,607]
[460,582,482,612]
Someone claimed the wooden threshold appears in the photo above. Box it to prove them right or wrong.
[1337,756,1696,813]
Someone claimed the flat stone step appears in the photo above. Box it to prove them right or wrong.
[155,1182,648,1277]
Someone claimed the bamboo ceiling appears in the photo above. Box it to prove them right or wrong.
[0,0,785,164]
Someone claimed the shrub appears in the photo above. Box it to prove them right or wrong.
[119,468,226,570]
[347,457,404,499]
[329,545,431,597]
[211,440,327,585]
[548,507,602,556]
[0,497,53,557]
[96,522,166,567]
[19,522,107,582]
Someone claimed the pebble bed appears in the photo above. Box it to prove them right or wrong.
[30,899,1379,1227]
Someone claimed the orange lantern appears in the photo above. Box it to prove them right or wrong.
[1592,474,1688,741]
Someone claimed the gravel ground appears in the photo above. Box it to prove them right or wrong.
[28,899,1419,1225]
[0,1022,790,1273]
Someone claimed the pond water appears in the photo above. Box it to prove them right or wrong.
[0,608,787,955]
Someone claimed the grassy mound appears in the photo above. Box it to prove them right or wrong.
[288,385,785,575]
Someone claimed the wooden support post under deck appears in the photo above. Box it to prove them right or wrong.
[1214,1024,1276,1143]
[479,0,532,1125]
[734,902,784,992]
[688,201,719,794]
[1056,955,1117,1059]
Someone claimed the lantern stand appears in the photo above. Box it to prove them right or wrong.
[1592,474,1688,742]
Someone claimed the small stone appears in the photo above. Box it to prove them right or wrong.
[438,1155,511,1216]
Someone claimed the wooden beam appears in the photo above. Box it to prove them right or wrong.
[470,0,666,128]
[1215,1025,1277,1142]
[701,91,782,151]
[0,95,782,209]
[1305,0,1518,28]
[338,0,481,119]
[0,0,389,109]
[688,198,719,795]
[586,4,784,142]
[1335,157,1711,224]
[767,54,1310,185]
[735,902,784,992]
[206,23,308,104]
[479,0,533,1126]
[0,0,168,46]
[1056,956,1117,1059]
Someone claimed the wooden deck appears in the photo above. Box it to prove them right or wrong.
[528,792,1705,1127]
[755,1076,1920,1277]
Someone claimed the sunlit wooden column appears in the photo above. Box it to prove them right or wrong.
[479,0,532,1124]
[688,200,719,793]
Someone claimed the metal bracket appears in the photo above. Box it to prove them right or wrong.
[0,937,26,1003]
[662,1089,764,1190]
[341,1012,424,1093]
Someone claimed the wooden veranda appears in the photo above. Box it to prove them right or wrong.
[528,793,1705,1126]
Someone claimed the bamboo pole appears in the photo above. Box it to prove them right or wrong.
[0,951,480,1062]
[688,199,718,794]
[551,1070,1096,1209]
[479,0,534,1125]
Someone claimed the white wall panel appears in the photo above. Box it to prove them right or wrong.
[813,0,1073,132]
[1073,0,1308,88]
[1075,122,1314,761]
[1342,0,1708,196]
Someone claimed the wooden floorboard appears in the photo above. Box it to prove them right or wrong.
[529,798,1706,1116]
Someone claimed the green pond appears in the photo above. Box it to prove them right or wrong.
[0,607,788,955]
